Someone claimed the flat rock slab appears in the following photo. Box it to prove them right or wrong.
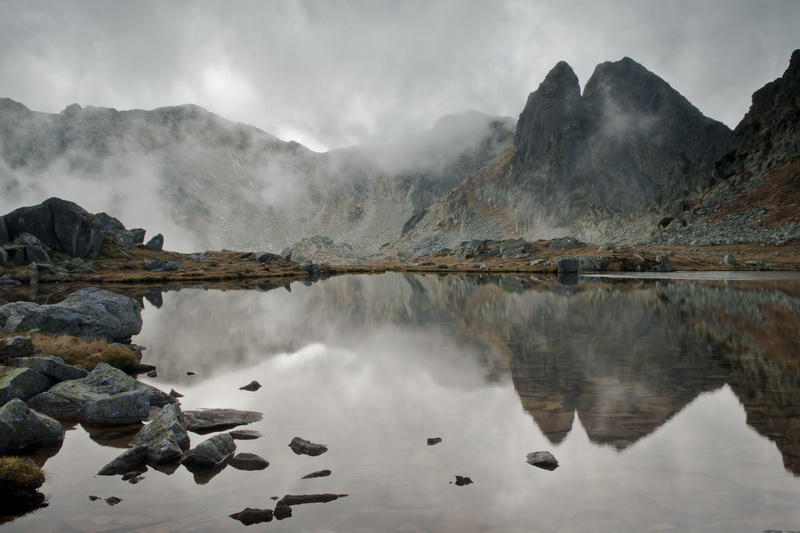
[230,508,273,525]
[229,452,269,471]
[289,437,327,456]
[228,429,262,440]
[183,408,263,434]
[278,494,346,506]
[526,450,559,471]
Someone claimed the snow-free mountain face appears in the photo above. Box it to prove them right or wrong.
[1,51,798,257]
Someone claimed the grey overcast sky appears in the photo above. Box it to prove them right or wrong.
[0,0,798,151]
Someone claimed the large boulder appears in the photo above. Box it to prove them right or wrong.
[0,367,51,405]
[182,433,236,467]
[0,287,142,341]
[28,363,153,425]
[131,403,190,464]
[0,398,64,453]
[2,198,105,258]
[13,355,88,382]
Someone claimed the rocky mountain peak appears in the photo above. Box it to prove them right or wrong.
[512,61,585,174]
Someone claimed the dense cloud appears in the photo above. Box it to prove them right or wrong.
[0,0,797,151]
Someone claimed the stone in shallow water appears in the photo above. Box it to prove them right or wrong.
[97,445,148,475]
[230,452,269,471]
[230,507,273,525]
[289,436,327,456]
[228,429,262,440]
[182,433,236,467]
[454,475,473,486]
[427,437,442,445]
[526,451,559,471]
[183,408,263,434]
[301,469,331,479]
[131,403,190,465]
[239,380,261,391]
[278,493,346,506]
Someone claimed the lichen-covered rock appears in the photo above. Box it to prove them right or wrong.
[0,398,64,453]
[0,287,142,341]
[13,355,88,382]
[0,367,51,405]
[183,408,263,434]
[98,445,148,475]
[131,403,190,464]
[0,336,34,361]
[27,363,155,424]
[181,433,236,467]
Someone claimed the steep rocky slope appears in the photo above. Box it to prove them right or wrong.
[652,49,800,246]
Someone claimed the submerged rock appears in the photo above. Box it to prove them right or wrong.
[0,287,143,342]
[230,452,269,471]
[182,433,236,467]
[230,507,273,525]
[183,408,263,434]
[131,403,190,464]
[278,493,346,506]
[289,437,328,456]
[0,398,64,453]
[526,451,559,471]
[97,445,148,476]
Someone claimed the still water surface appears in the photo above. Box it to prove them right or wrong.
[4,273,800,532]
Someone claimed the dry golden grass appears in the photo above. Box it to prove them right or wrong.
[0,333,138,371]
[0,457,44,491]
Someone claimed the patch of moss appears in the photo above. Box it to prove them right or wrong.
[0,333,138,372]
[0,457,44,491]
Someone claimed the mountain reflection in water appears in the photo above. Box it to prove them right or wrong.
[5,273,800,532]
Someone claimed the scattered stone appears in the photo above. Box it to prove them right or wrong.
[182,433,236,468]
[526,451,559,471]
[255,252,281,263]
[98,446,148,476]
[123,473,144,484]
[145,234,164,251]
[186,371,196,376]
[88,495,100,501]
[427,437,442,446]
[13,355,88,382]
[169,389,184,398]
[279,494,346,506]
[183,408,263,434]
[230,507,273,525]
[239,380,261,391]
[131,403,190,465]
[228,429,262,440]
[0,336,34,361]
[301,469,331,479]
[0,287,142,342]
[0,366,51,405]
[273,503,292,520]
[105,496,122,506]
[454,475,473,486]
[722,253,737,266]
[230,452,269,471]
[270,496,279,501]
[0,399,64,453]
[289,437,328,456]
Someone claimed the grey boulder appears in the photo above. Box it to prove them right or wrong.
[0,366,51,405]
[182,433,236,467]
[13,355,89,382]
[0,335,34,361]
[28,363,153,425]
[98,445,148,475]
[0,287,143,341]
[0,398,64,453]
[183,408,263,434]
[131,403,190,464]
[526,450,559,471]
[145,234,164,251]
